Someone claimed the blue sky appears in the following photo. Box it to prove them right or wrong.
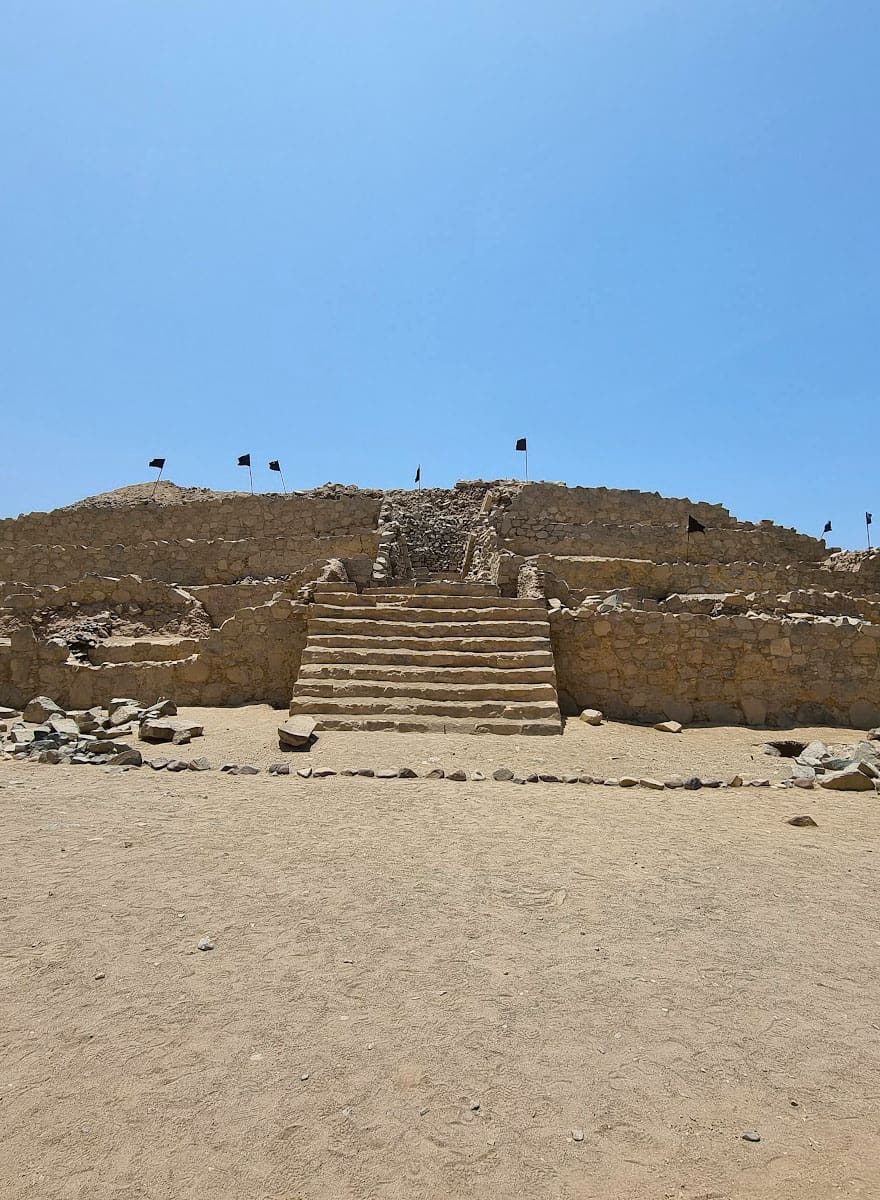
[1,2,877,547]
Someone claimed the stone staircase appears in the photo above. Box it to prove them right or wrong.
[290,581,562,734]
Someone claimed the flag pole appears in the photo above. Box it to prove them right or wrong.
[279,467,287,494]
[868,514,873,551]
[150,462,164,501]
[525,445,529,481]
[249,462,253,495]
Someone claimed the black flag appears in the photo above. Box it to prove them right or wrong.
[269,460,281,472]
[823,520,832,534]
[414,465,421,483]
[515,437,527,452]
[148,457,165,469]
[867,512,873,526]
[687,514,706,534]
[238,454,251,468]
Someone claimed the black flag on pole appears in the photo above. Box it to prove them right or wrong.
[686,514,706,534]
[148,457,165,470]
[269,460,281,472]
[238,454,251,468]
[823,520,832,534]
[515,438,527,452]
[867,512,873,526]
[414,465,421,484]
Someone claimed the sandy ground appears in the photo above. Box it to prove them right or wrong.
[2,710,879,1199]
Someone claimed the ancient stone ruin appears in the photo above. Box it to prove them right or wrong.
[1,478,879,732]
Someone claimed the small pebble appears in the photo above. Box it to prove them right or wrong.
[197,937,215,952]
[571,1127,585,1142]
[470,1100,481,1111]
[94,971,106,981]
[300,1072,310,1081]
[742,1129,761,1142]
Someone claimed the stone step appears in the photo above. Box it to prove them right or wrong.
[292,678,558,702]
[297,661,558,684]
[289,695,562,721]
[301,645,555,668]
[297,713,562,735]
[304,624,545,643]
[307,633,551,653]
[363,582,500,596]
[312,591,541,611]
[310,603,547,624]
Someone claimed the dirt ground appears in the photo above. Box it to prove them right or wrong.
[2,709,879,1199]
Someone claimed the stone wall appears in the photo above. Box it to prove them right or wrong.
[0,599,307,710]
[550,607,880,729]
[497,484,829,564]
[0,491,382,551]
[0,533,378,588]
[532,556,880,601]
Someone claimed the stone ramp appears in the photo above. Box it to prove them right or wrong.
[291,582,562,734]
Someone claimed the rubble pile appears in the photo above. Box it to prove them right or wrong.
[0,694,203,767]
[765,732,880,791]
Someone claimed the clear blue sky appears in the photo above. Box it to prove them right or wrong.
[2,2,877,546]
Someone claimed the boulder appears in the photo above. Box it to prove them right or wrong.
[139,717,204,743]
[110,704,142,728]
[23,696,64,724]
[109,697,141,716]
[278,716,317,748]
[0,706,19,720]
[579,709,604,726]
[493,767,514,781]
[654,720,682,734]
[787,814,818,827]
[818,765,875,791]
[47,714,79,739]
[114,749,143,767]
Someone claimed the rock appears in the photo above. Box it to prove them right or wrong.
[701,779,722,789]
[188,757,212,771]
[604,778,619,787]
[640,778,665,790]
[278,716,317,748]
[425,768,444,779]
[571,1127,585,1143]
[148,758,168,770]
[47,714,79,738]
[219,763,238,773]
[787,814,818,827]
[139,717,204,743]
[565,775,579,783]
[0,706,19,720]
[237,765,260,775]
[471,771,486,781]
[819,765,874,791]
[23,696,63,724]
[110,704,142,728]
[493,767,514,781]
[377,768,398,779]
[868,728,880,742]
[749,778,771,787]
[296,767,312,779]
[539,773,561,783]
[114,749,143,767]
[166,759,189,772]
[268,762,290,775]
[797,741,829,768]
[792,776,814,789]
[171,730,192,746]
[654,720,682,734]
[683,777,702,790]
[579,709,603,726]
[398,766,418,778]
[618,776,639,787]
[38,749,63,764]
[664,775,685,788]
[447,769,467,781]
[525,773,540,783]
[149,698,177,717]
[74,708,105,732]
[109,697,140,716]
[727,775,743,787]
[578,775,596,784]
[197,937,215,951]
[741,1130,761,1143]
[313,767,336,778]
[355,768,375,777]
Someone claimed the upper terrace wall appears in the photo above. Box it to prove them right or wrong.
[0,492,382,552]
[534,556,880,601]
[0,533,377,588]
[498,484,828,564]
